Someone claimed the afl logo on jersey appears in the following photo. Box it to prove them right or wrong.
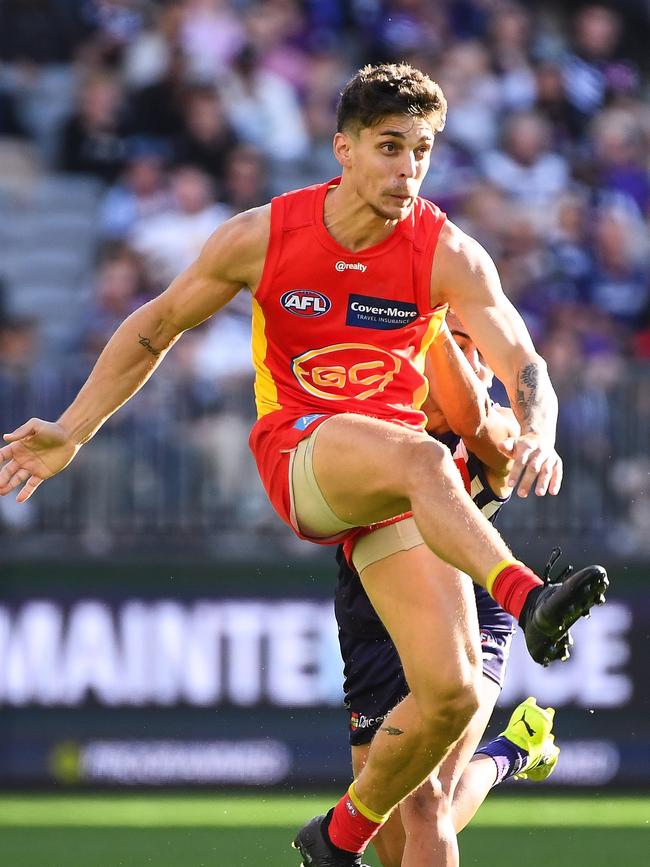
[280,289,331,317]
[292,343,401,402]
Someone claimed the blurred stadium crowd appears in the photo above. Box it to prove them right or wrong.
[0,0,649,554]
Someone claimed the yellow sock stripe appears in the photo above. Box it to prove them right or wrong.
[485,559,521,596]
[347,782,389,826]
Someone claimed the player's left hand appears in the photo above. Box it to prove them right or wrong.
[499,433,563,497]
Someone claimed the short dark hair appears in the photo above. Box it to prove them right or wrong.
[337,63,447,134]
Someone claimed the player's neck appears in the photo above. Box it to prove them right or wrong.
[323,181,399,252]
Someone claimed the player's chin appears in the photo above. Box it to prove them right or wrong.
[380,196,414,219]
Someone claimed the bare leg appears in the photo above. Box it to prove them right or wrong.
[352,546,482,815]
[399,677,501,867]
[451,754,499,833]
[349,678,501,867]
[351,745,404,867]
[311,414,514,588]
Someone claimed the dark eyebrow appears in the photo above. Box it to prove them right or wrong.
[377,129,434,142]
[450,329,471,340]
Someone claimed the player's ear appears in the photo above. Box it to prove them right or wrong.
[333,131,353,168]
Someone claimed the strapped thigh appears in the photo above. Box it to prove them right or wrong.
[291,422,358,538]
[351,517,425,573]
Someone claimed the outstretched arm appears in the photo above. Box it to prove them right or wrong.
[0,207,270,501]
[431,222,562,498]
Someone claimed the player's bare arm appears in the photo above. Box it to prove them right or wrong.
[423,319,490,440]
[0,207,271,502]
[431,221,562,498]
[464,406,520,497]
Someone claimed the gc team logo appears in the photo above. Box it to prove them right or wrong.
[280,289,331,317]
[292,343,401,402]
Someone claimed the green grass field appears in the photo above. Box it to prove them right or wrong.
[0,794,648,866]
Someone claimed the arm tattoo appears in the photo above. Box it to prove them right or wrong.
[138,334,161,357]
[516,362,539,422]
[380,725,404,737]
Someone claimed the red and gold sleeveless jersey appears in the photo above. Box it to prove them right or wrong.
[251,177,447,433]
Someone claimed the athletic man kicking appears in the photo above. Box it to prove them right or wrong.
[335,312,561,867]
[0,64,607,866]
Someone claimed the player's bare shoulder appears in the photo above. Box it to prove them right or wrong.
[430,220,500,308]
[200,204,271,293]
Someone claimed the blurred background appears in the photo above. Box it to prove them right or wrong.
[0,0,648,841]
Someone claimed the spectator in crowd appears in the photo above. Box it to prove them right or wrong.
[180,0,246,81]
[130,164,231,286]
[0,0,88,162]
[590,108,650,216]
[221,44,309,161]
[99,138,171,240]
[77,247,150,358]
[221,145,269,213]
[488,1,536,112]
[128,45,191,139]
[585,205,650,334]
[533,58,584,151]
[172,85,239,188]
[438,40,501,156]
[243,0,309,94]
[562,5,631,126]
[480,110,570,207]
[59,70,130,182]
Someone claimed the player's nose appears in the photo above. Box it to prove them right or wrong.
[398,151,417,179]
[466,347,482,375]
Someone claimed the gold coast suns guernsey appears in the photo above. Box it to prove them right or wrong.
[251,177,447,429]
[248,177,447,539]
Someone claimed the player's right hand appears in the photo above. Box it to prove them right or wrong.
[0,419,80,502]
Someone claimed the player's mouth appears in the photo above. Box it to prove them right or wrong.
[389,193,412,204]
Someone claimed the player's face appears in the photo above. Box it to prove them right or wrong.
[449,324,494,388]
[338,114,435,221]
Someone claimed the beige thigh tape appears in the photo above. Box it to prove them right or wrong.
[291,424,357,539]
[351,517,425,574]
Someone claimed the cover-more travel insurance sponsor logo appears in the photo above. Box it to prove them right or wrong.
[346,293,418,330]
[292,343,401,401]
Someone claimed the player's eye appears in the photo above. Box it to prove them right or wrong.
[380,142,397,153]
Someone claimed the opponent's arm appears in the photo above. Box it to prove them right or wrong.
[431,222,562,497]
[423,319,489,438]
[463,406,520,497]
[0,207,270,501]
[423,317,519,495]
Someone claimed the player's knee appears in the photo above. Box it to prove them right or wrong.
[403,437,460,494]
[418,679,480,742]
[401,780,456,854]
[402,776,447,827]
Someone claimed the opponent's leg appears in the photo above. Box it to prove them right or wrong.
[398,677,501,867]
